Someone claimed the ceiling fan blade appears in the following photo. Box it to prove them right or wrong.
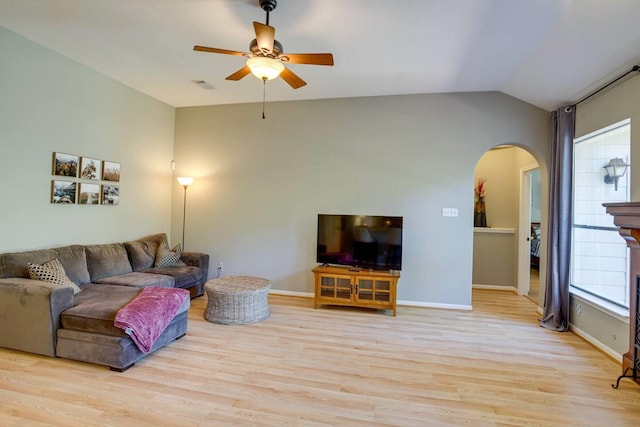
[280,67,307,89]
[226,66,252,81]
[253,22,275,54]
[193,45,246,56]
[283,53,334,66]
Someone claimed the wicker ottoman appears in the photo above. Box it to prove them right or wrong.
[204,276,271,325]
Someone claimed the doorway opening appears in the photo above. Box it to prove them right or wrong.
[519,166,541,302]
[472,145,542,303]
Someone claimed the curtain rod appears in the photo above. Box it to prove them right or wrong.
[573,65,640,108]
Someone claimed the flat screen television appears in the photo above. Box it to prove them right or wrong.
[316,214,403,271]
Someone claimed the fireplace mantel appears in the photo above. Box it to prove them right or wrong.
[604,202,640,385]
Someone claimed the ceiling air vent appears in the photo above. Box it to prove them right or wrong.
[192,79,214,90]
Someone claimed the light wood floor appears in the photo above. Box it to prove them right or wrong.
[1,290,639,426]
[527,267,540,303]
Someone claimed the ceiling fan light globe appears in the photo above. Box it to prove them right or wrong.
[247,56,284,80]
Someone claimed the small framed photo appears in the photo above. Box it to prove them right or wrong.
[102,161,121,182]
[51,180,77,204]
[80,157,102,180]
[52,152,78,177]
[79,183,101,205]
[102,185,119,205]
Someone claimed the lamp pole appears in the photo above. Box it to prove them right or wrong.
[181,185,188,249]
[176,177,194,249]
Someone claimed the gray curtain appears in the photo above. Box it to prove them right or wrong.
[540,106,575,332]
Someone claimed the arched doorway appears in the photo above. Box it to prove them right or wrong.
[472,145,542,304]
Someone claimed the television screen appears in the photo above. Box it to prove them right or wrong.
[316,214,403,271]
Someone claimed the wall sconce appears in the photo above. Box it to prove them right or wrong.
[603,158,629,191]
[177,177,194,249]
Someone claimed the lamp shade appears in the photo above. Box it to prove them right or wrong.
[177,176,194,187]
[247,56,285,80]
[604,158,629,178]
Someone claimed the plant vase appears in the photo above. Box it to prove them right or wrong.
[474,200,487,227]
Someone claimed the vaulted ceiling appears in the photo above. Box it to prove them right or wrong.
[2,0,640,111]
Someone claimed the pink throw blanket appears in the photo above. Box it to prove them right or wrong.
[114,287,189,353]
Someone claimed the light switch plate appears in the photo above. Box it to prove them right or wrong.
[442,208,459,217]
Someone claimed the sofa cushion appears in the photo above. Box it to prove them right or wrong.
[56,310,189,370]
[60,284,190,338]
[154,242,186,268]
[27,258,81,295]
[93,272,175,288]
[140,266,203,288]
[124,233,167,271]
[54,245,91,285]
[0,248,59,279]
[61,284,141,337]
[0,245,90,285]
[85,243,132,282]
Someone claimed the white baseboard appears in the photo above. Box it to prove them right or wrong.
[268,289,314,298]
[268,290,472,310]
[396,300,472,311]
[473,283,518,293]
[569,323,622,362]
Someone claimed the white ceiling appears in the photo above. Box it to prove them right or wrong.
[2,0,640,111]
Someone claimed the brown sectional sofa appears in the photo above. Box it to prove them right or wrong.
[0,233,209,371]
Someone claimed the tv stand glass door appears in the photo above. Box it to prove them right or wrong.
[313,265,399,316]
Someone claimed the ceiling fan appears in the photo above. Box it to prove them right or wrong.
[193,0,334,89]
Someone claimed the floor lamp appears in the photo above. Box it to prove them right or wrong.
[177,177,194,249]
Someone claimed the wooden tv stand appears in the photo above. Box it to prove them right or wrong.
[312,265,399,316]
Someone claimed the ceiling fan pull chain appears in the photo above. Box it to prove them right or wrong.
[262,77,267,119]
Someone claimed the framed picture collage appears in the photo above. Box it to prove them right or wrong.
[51,152,120,205]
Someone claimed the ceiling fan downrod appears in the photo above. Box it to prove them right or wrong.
[259,0,277,26]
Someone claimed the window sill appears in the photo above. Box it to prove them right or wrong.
[569,286,630,323]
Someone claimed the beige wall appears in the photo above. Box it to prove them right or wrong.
[576,75,640,199]
[0,26,176,252]
[0,23,552,310]
[472,147,538,288]
[2,18,628,357]
[570,74,640,358]
[173,93,549,306]
[474,147,537,228]
[472,229,517,287]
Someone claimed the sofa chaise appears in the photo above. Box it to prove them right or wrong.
[0,233,210,371]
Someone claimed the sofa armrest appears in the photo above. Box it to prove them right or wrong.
[0,278,75,357]
[181,252,210,283]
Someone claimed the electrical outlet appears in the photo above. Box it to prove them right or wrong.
[442,208,458,217]
[576,303,582,316]
[217,262,224,271]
